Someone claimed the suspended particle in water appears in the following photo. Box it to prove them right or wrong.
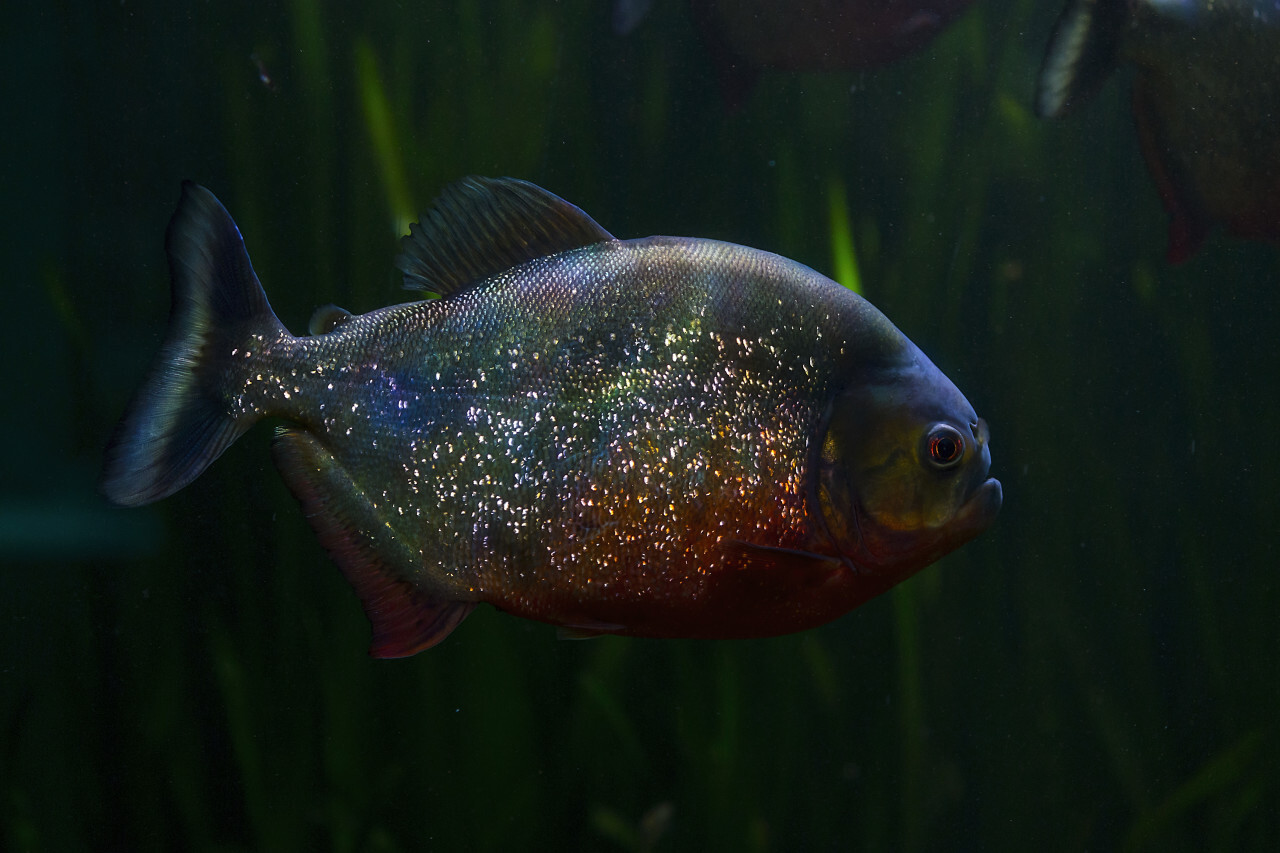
[250,52,279,93]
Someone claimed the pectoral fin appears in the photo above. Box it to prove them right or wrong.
[271,428,473,657]
[718,540,849,590]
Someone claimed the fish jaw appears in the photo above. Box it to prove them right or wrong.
[852,475,1002,577]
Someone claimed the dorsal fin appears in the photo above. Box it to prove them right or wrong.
[395,176,616,297]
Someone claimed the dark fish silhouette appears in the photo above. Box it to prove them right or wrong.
[692,0,976,106]
[102,178,1000,656]
[1037,0,1280,262]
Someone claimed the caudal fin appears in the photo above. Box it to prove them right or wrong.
[102,182,288,507]
[1035,0,1128,119]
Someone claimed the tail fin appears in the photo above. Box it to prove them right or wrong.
[1035,0,1128,119]
[102,182,288,507]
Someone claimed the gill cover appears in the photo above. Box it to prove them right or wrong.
[816,354,998,573]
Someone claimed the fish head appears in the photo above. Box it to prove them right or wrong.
[816,349,1002,576]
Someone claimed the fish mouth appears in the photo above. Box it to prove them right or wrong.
[954,416,1000,537]
[955,477,1003,536]
[848,476,1002,574]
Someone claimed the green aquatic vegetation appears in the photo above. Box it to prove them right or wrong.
[356,39,416,237]
[826,174,862,295]
[1124,727,1272,852]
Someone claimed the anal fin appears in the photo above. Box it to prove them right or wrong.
[271,428,473,657]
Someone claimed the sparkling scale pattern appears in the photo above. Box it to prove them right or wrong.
[231,236,894,632]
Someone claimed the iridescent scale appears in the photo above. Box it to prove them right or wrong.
[240,239,863,620]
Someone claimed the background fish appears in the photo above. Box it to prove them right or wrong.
[102,177,1000,657]
[1037,0,1280,262]
[691,0,976,106]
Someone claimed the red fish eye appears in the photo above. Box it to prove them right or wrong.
[926,426,964,469]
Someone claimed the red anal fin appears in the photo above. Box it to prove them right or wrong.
[271,428,474,657]
[1132,82,1209,264]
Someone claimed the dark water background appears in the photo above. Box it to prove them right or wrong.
[3,1,1276,850]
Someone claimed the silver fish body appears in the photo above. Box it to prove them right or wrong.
[103,178,1001,655]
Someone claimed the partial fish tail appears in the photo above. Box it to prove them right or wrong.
[1035,0,1129,119]
[101,182,290,507]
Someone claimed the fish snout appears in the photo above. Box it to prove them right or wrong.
[965,416,1000,527]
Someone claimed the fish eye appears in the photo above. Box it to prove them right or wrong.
[925,424,965,470]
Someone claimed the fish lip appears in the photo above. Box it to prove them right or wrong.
[957,477,1003,534]
[849,476,1002,573]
